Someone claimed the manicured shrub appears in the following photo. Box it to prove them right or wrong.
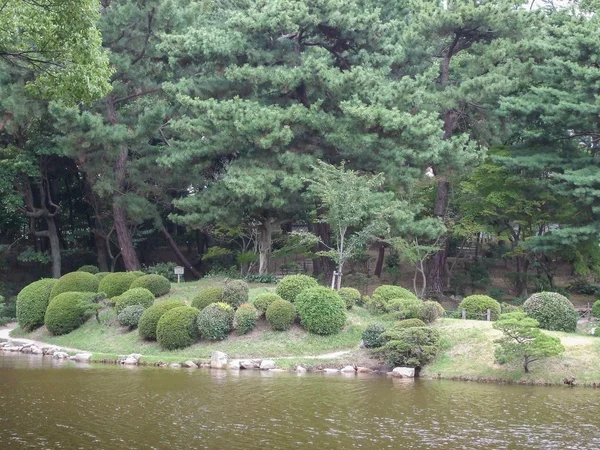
[222,279,249,308]
[143,262,178,282]
[592,300,600,319]
[379,327,441,367]
[276,274,318,303]
[77,265,99,274]
[338,287,360,309]
[459,295,501,321]
[367,285,417,313]
[130,271,145,277]
[501,302,522,314]
[98,272,139,299]
[233,303,257,335]
[252,292,283,316]
[44,292,99,335]
[114,288,155,314]
[191,287,225,311]
[50,272,99,300]
[295,287,346,335]
[362,323,387,349]
[266,299,296,331]
[197,302,234,340]
[138,300,185,340]
[117,305,146,329]
[95,272,110,281]
[16,278,56,331]
[420,301,445,323]
[523,292,578,332]
[392,318,427,329]
[129,274,171,297]
[156,306,200,350]
[385,297,424,319]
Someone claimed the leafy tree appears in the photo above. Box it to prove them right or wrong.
[493,312,564,373]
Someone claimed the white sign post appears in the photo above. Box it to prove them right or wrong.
[174,266,185,283]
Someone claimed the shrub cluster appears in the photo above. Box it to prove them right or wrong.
[95,272,110,281]
[156,306,200,350]
[143,262,178,282]
[420,301,445,323]
[337,287,360,309]
[222,280,249,308]
[501,302,522,314]
[50,272,99,300]
[392,318,427,329]
[362,323,387,349]
[16,278,56,331]
[117,305,146,329]
[276,274,318,303]
[44,292,99,335]
[114,288,155,314]
[233,303,257,335]
[252,292,282,316]
[378,327,441,368]
[191,287,225,311]
[295,287,346,335]
[385,297,424,319]
[367,285,417,313]
[77,265,100,274]
[593,300,600,319]
[523,292,578,332]
[138,300,185,340]
[266,299,296,331]
[130,274,171,297]
[458,295,501,320]
[98,272,139,299]
[197,302,234,340]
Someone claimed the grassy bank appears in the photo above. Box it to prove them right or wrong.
[422,319,600,385]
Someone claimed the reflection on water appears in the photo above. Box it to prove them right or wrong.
[0,352,598,449]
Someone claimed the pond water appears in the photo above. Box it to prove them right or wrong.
[1,353,599,449]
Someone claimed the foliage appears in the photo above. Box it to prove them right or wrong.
[593,300,600,319]
[130,274,171,298]
[156,306,200,350]
[391,319,427,329]
[77,265,99,274]
[276,275,318,303]
[569,279,600,297]
[114,288,155,315]
[459,295,501,321]
[493,312,565,373]
[98,272,139,299]
[378,327,441,368]
[245,274,278,284]
[295,287,347,335]
[222,280,249,308]
[337,287,361,310]
[117,305,146,329]
[138,300,185,341]
[266,300,296,331]
[191,287,225,311]
[50,272,99,300]
[523,292,578,333]
[142,262,178,282]
[252,292,283,316]
[385,298,424,320]
[44,292,99,335]
[95,272,110,281]
[367,285,418,314]
[362,323,387,349]
[197,302,234,341]
[420,301,445,323]
[16,278,56,331]
[233,303,257,335]
[501,302,522,314]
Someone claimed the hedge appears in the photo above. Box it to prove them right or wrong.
[276,274,318,303]
[77,265,100,274]
[233,303,257,335]
[129,274,171,297]
[117,305,146,329]
[222,280,249,308]
[16,278,56,331]
[50,272,99,300]
[95,272,110,281]
[138,300,185,340]
[191,287,225,311]
[523,292,578,332]
[391,318,427,329]
[378,327,441,368]
[362,323,387,349]
[114,288,155,314]
[156,306,200,350]
[593,300,600,319]
[44,292,98,335]
[252,292,283,316]
[338,287,360,309]
[295,287,346,335]
[98,272,139,299]
[197,302,234,340]
[458,295,501,320]
[420,301,445,323]
[367,285,417,313]
[266,299,296,331]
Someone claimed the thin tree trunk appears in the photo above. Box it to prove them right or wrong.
[258,218,273,275]
[161,226,201,279]
[426,179,450,295]
[46,217,61,278]
[374,243,386,277]
[311,220,334,281]
[95,230,109,272]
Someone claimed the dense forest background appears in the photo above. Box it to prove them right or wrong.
[2,0,600,306]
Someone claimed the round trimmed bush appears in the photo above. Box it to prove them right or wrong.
[385,297,424,319]
[368,285,417,313]
[197,302,234,340]
[129,274,171,297]
[130,271,145,277]
[50,272,99,300]
[234,303,257,335]
[420,301,445,323]
[117,305,145,329]
[252,292,283,316]
[459,295,501,321]
[156,306,200,350]
[295,287,346,335]
[16,278,56,331]
[95,272,110,281]
[266,299,296,331]
[77,265,99,274]
[392,318,427,329]
[114,288,155,314]
[98,272,139,299]
[523,292,578,332]
[338,287,360,309]
[362,323,387,348]
[276,274,318,303]
[44,292,93,335]
[222,280,249,308]
[138,300,185,340]
[592,300,600,319]
[191,287,225,311]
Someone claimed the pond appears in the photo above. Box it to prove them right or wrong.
[1,353,598,449]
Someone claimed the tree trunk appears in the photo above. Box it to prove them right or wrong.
[374,243,386,277]
[523,356,530,373]
[258,218,273,275]
[46,217,62,278]
[311,220,334,281]
[426,178,450,295]
[95,231,109,272]
[161,226,201,279]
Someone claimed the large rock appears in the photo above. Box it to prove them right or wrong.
[53,352,69,359]
[72,353,92,362]
[340,365,356,373]
[392,367,415,378]
[228,360,241,370]
[210,351,228,369]
[240,360,260,369]
[296,365,307,373]
[182,361,198,369]
[323,368,340,373]
[21,347,32,354]
[122,356,138,365]
[260,360,275,370]
[30,346,43,355]
[6,346,22,352]
[356,366,373,374]
[42,346,61,356]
